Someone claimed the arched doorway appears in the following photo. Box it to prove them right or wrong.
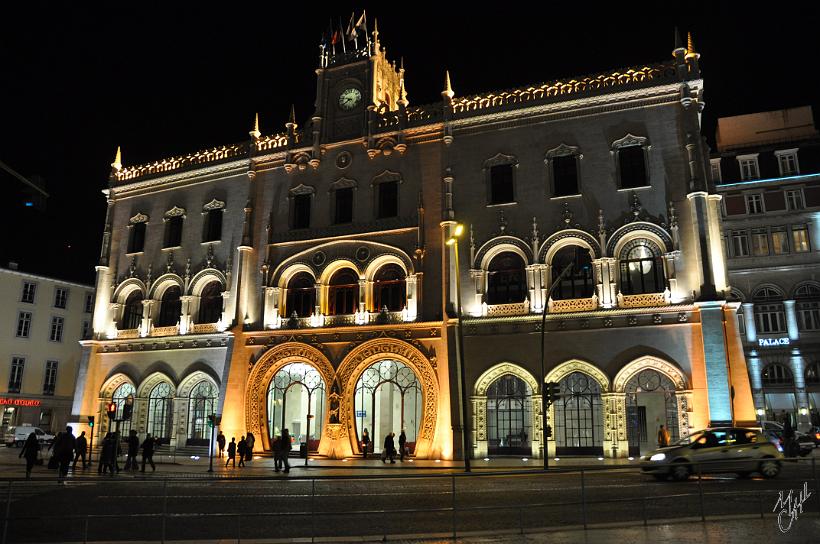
[187,381,217,446]
[266,363,326,453]
[112,382,136,437]
[147,382,173,444]
[486,375,532,455]
[554,372,603,456]
[354,359,422,455]
[624,369,680,456]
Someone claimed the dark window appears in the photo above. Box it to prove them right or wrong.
[49,316,64,342]
[157,286,182,327]
[164,216,183,248]
[84,293,93,313]
[805,362,820,385]
[128,222,146,253]
[762,364,793,386]
[377,181,399,219]
[328,269,359,316]
[618,146,648,188]
[486,252,527,305]
[292,194,311,229]
[122,291,144,329]
[286,273,316,318]
[753,287,786,333]
[43,360,58,396]
[619,244,665,295]
[54,288,68,309]
[334,187,354,224]
[374,264,406,312]
[16,311,32,338]
[486,375,531,456]
[8,357,25,394]
[489,164,514,204]
[553,155,579,196]
[198,282,223,324]
[551,246,594,300]
[203,209,223,242]
[21,282,36,304]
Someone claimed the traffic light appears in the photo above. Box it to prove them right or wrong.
[544,382,562,405]
[106,402,117,420]
[545,424,552,438]
[88,416,95,428]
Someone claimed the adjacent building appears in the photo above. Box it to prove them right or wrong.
[1,265,94,434]
[71,23,756,460]
[714,106,820,431]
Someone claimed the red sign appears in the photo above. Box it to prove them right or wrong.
[0,398,42,407]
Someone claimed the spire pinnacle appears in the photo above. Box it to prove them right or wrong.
[111,146,122,171]
[398,77,408,106]
[250,113,261,139]
[442,70,454,99]
[372,18,380,51]
[673,27,684,51]
[286,105,297,129]
[685,31,700,59]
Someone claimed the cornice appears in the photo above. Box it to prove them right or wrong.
[109,160,249,197]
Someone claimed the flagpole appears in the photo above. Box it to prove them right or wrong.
[339,17,346,54]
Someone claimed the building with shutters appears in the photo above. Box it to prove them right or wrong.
[714,106,820,431]
[71,22,756,460]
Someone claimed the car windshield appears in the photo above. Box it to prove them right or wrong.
[675,432,704,446]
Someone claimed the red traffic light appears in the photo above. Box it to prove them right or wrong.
[106,402,117,419]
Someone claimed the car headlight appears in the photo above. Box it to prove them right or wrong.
[775,443,784,453]
[649,453,666,461]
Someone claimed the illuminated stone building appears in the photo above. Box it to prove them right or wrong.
[72,25,756,459]
[713,106,820,431]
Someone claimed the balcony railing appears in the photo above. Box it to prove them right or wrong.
[548,296,599,314]
[485,300,530,317]
[618,291,670,309]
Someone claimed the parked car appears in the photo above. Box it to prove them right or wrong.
[641,427,783,481]
[808,426,820,447]
[3,426,55,447]
[764,429,815,457]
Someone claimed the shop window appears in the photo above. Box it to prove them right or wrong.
[486,252,527,305]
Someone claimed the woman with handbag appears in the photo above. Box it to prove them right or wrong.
[19,432,40,479]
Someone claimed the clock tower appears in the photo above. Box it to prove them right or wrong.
[312,20,405,143]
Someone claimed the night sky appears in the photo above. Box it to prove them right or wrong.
[2,3,818,285]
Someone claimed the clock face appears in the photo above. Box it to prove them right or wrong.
[338,88,362,111]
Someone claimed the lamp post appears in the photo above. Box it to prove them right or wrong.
[446,224,471,472]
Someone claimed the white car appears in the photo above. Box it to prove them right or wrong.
[4,426,55,447]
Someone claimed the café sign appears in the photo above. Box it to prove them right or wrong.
[758,337,791,347]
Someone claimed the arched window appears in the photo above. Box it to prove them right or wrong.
[328,269,359,316]
[795,284,820,331]
[753,287,786,333]
[374,264,406,311]
[551,245,593,300]
[147,382,173,443]
[619,240,665,295]
[122,291,144,330]
[486,252,527,305]
[762,364,794,386]
[267,363,325,452]
[486,375,531,455]
[157,285,182,327]
[554,372,603,456]
[198,281,223,324]
[286,273,316,318]
[111,382,136,436]
[805,361,820,385]
[188,381,217,444]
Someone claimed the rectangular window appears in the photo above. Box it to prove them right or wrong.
[786,189,804,210]
[731,231,750,257]
[792,225,810,253]
[292,194,311,229]
[618,146,648,188]
[54,287,68,309]
[745,194,764,214]
[737,311,746,336]
[710,160,722,183]
[164,216,184,248]
[202,209,223,242]
[751,229,769,256]
[756,305,786,333]
[84,293,93,313]
[377,181,399,218]
[8,358,25,394]
[16,312,32,338]
[128,222,146,253]
[771,227,789,254]
[334,187,354,224]
[739,157,759,180]
[21,282,36,304]
[552,155,579,196]
[43,360,58,396]
[49,316,64,342]
[489,164,514,204]
[799,302,820,331]
[777,151,799,176]
[82,320,91,339]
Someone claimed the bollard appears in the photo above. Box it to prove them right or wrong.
[696,464,705,522]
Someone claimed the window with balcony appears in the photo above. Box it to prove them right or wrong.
[197,281,224,324]
[374,264,407,311]
[551,245,594,300]
[753,287,786,333]
[486,252,527,305]
[286,273,316,318]
[122,291,144,330]
[328,269,359,316]
[619,240,666,295]
[156,286,182,327]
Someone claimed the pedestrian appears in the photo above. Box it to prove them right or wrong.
[398,430,407,461]
[19,432,40,479]
[73,431,88,470]
[141,433,156,472]
[125,430,140,471]
[225,437,237,468]
[361,428,370,459]
[783,416,797,456]
[382,432,396,464]
[51,426,76,483]
[98,432,112,474]
[272,435,282,472]
[280,429,292,473]
[237,436,247,468]
[657,424,670,448]
[246,432,255,462]
[217,431,226,458]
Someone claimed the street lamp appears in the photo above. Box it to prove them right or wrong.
[446,224,471,472]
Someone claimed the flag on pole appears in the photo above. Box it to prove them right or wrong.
[345,12,356,41]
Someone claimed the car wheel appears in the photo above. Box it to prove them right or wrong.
[15,441,23,448]
[671,463,690,481]
[759,459,780,479]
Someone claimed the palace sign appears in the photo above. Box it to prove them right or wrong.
[0,398,42,407]
[758,338,791,347]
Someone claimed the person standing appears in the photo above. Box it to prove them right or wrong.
[51,426,76,483]
[99,432,112,474]
[361,429,370,459]
[73,431,88,470]
[272,435,282,473]
[246,432,255,462]
[140,433,156,472]
[217,431,226,458]
[280,429,292,473]
[225,437,237,468]
[19,432,40,479]
[398,430,407,462]
[125,430,140,471]
[657,425,670,448]
[237,436,247,468]
[382,432,396,464]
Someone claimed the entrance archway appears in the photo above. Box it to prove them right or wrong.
[267,363,326,453]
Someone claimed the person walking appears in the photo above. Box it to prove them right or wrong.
[73,431,88,470]
[657,425,670,448]
[225,437,237,468]
[140,433,156,472]
[237,436,247,468]
[280,429,292,473]
[246,432,255,462]
[19,432,40,479]
[217,431,226,458]
[51,426,76,483]
[125,430,140,471]
[398,430,407,462]
[272,435,282,473]
[361,429,370,459]
[382,432,396,464]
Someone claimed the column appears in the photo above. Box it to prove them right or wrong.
[686,192,718,300]
[663,251,680,302]
[470,396,488,458]
[107,303,122,339]
[742,302,757,343]
[179,295,194,334]
[314,282,322,316]
[747,350,765,415]
[531,394,542,459]
[93,265,114,339]
[695,301,734,426]
[358,278,368,313]
[784,300,799,342]
[791,350,811,431]
[601,392,627,458]
[264,287,281,329]
[405,274,418,321]
[140,300,155,337]
[468,269,485,316]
